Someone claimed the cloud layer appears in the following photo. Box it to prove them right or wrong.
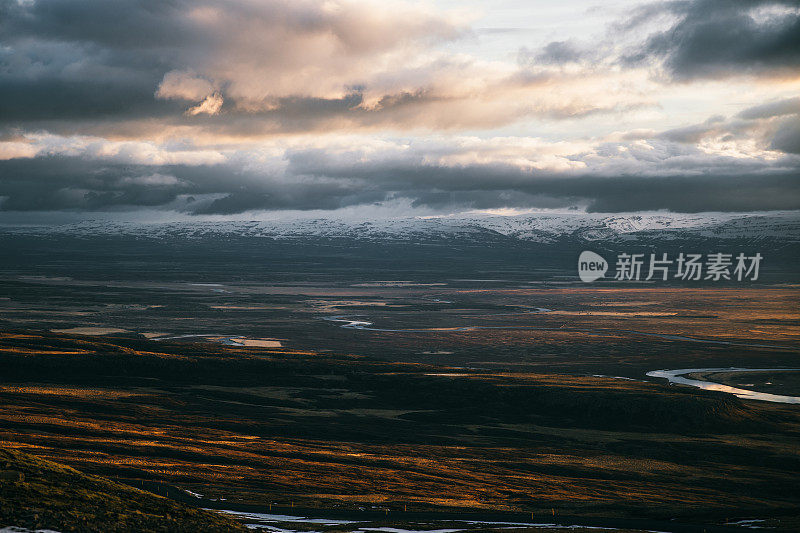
[0,0,798,216]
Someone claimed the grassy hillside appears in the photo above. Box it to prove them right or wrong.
[0,446,246,532]
[0,330,798,526]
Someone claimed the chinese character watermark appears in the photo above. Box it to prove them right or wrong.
[578,251,762,282]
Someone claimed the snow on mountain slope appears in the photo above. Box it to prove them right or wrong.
[3,211,799,243]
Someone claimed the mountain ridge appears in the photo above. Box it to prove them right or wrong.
[3,211,799,243]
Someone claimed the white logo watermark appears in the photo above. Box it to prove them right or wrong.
[578,251,608,282]
[578,251,762,282]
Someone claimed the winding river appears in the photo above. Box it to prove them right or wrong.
[646,368,800,404]
[323,313,800,404]
[321,314,793,349]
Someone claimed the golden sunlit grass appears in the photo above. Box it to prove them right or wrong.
[0,329,798,523]
[0,446,246,532]
[440,286,800,343]
[0,385,141,399]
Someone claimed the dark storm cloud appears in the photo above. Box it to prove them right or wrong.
[624,0,800,79]
[581,174,800,212]
[405,174,800,213]
[286,155,800,213]
[0,156,188,210]
[738,97,800,120]
[0,156,380,213]
[658,115,726,143]
[0,0,192,124]
[2,151,799,214]
[0,0,478,132]
[529,0,800,81]
[0,0,192,47]
[736,97,800,154]
[191,187,387,215]
[771,120,800,153]
[1,0,798,217]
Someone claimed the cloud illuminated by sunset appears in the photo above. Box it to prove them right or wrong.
[0,0,798,216]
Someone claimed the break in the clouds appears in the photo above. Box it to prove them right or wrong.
[0,0,799,217]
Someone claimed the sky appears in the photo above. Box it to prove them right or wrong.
[1,0,799,221]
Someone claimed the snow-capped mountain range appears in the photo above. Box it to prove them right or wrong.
[3,211,799,243]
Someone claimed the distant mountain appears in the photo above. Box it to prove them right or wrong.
[2,212,797,282]
[3,211,800,243]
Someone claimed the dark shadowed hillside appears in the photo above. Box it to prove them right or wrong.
[1,331,799,529]
[0,446,246,532]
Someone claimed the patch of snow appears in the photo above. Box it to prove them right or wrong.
[4,212,799,243]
